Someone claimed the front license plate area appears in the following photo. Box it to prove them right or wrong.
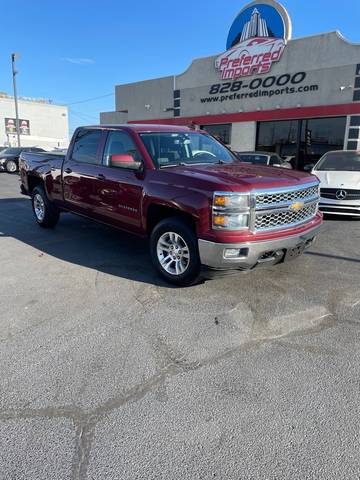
[285,243,306,261]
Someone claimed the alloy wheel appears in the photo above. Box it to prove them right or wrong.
[156,231,190,276]
[33,193,45,221]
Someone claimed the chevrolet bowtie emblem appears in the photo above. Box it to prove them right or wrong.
[289,201,304,211]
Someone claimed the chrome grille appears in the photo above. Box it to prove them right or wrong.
[320,188,360,200]
[255,203,318,231]
[256,184,319,208]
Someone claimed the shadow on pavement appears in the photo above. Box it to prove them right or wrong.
[305,251,360,264]
[0,197,175,288]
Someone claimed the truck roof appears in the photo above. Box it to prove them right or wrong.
[83,124,193,133]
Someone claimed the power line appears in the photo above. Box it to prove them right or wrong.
[65,93,114,106]
[69,108,99,123]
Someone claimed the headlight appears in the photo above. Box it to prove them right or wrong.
[0,158,6,164]
[213,192,249,209]
[212,192,250,230]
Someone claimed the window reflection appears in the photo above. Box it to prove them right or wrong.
[256,117,346,170]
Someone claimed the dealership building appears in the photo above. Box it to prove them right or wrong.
[0,94,69,149]
[101,0,360,169]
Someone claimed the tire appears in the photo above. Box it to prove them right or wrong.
[31,185,60,228]
[150,217,201,286]
[5,160,17,173]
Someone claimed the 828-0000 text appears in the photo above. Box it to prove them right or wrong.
[208,72,307,95]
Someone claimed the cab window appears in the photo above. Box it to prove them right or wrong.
[103,131,142,166]
[71,129,102,164]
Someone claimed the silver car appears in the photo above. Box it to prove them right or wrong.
[312,150,360,217]
[236,151,293,169]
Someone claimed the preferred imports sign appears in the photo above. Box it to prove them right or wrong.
[215,0,292,80]
[5,117,31,135]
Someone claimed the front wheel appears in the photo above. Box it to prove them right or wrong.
[5,160,17,173]
[150,217,201,286]
[31,185,60,228]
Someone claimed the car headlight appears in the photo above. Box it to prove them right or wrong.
[212,192,250,230]
[0,158,6,164]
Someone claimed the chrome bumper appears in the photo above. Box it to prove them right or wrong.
[198,224,321,270]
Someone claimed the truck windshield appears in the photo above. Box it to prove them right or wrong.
[139,132,237,168]
[315,152,360,172]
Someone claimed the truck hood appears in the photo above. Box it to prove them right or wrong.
[163,163,315,191]
[314,170,360,188]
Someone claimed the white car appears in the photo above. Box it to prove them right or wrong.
[312,150,360,217]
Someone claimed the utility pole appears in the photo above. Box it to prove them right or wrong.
[11,53,21,147]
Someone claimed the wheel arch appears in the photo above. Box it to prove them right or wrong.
[145,203,198,236]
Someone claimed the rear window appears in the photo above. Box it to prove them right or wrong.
[238,154,269,165]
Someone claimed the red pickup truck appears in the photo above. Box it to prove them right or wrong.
[19,124,322,285]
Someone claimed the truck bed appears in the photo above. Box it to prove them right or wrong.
[19,151,66,196]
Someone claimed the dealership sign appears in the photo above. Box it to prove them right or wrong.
[215,0,292,80]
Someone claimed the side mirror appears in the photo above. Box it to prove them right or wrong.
[110,154,142,170]
[303,163,315,172]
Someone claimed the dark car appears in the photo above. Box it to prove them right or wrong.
[0,147,46,173]
[236,151,293,169]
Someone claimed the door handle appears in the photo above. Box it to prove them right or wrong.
[64,167,72,174]
[97,173,106,180]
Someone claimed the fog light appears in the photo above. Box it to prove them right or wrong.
[224,248,240,258]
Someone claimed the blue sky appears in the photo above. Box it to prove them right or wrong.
[1,0,360,134]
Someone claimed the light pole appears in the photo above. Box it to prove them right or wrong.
[11,53,21,147]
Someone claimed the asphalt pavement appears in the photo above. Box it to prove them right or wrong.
[0,172,360,480]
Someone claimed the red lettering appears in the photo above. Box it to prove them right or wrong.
[271,47,283,61]
[243,56,251,66]
[259,63,271,74]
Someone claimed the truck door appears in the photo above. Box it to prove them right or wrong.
[91,129,144,232]
[62,128,103,215]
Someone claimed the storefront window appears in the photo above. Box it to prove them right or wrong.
[256,120,298,160]
[200,124,232,145]
[256,117,346,170]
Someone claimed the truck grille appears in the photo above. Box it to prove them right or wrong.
[253,182,320,232]
[256,184,319,208]
[255,202,318,231]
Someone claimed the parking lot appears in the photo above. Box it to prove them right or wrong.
[0,171,359,479]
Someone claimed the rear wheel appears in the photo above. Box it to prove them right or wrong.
[31,185,60,228]
[150,217,200,286]
[5,160,17,173]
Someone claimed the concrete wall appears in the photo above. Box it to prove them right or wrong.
[231,122,257,151]
[114,76,175,121]
[101,32,360,123]
[100,111,128,124]
[0,97,69,149]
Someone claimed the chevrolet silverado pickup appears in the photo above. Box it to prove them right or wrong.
[19,124,322,285]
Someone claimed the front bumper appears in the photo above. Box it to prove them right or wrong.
[319,201,360,216]
[198,224,321,271]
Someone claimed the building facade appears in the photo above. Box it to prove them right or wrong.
[0,94,69,149]
[101,0,360,169]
